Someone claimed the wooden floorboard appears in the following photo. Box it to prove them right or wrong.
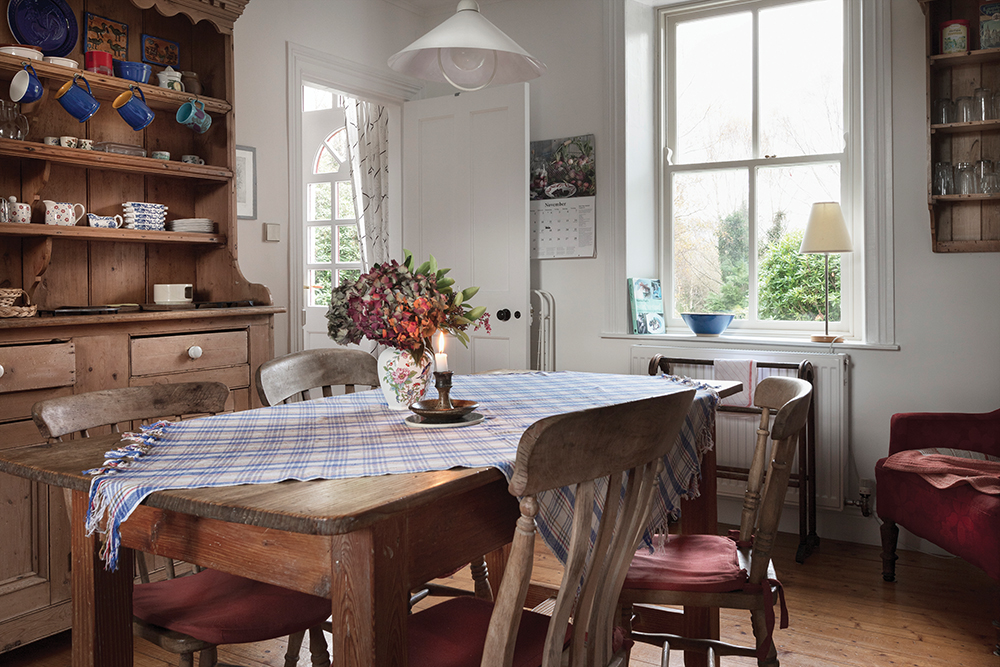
[2,530,996,666]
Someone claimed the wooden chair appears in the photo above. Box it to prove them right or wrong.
[618,376,813,667]
[32,382,332,667]
[407,388,697,667]
[254,347,380,406]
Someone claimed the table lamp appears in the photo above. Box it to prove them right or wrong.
[387,0,546,92]
[799,201,852,343]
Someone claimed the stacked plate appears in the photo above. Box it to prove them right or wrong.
[168,218,216,234]
[123,202,167,231]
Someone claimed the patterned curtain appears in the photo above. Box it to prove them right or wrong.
[345,99,389,269]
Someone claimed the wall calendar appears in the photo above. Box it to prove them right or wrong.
[529,134,596,259]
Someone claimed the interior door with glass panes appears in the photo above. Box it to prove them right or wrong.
[301,85,363,349]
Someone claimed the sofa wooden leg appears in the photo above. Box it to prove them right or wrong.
[879,520,898,583]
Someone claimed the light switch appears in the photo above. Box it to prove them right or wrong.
[263,223,280,242]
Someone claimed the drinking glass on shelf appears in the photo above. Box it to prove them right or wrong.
[956,96,974,123]
[978,159,999,194]
[956,161,976,194]
[974,88,993,120]
[933,98,955,125]
[934,161,954,195]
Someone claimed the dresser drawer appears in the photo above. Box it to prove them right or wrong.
[131,331,248,377]
[0,342,75,395]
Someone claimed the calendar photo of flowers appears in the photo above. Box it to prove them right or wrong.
[529,134,596,201]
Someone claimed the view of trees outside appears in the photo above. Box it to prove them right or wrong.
[307,126,362,308]
[669,0,845,326]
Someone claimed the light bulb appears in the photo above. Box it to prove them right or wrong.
[449,47,487,72]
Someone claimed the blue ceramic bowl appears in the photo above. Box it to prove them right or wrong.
[113,60,151,84]
[680,312,735,336]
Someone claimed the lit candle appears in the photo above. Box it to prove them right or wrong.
[434,331,448,372]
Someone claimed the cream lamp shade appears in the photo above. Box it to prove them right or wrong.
[799,202,853,254]
[799,201,852,343]
[387,0,546,92]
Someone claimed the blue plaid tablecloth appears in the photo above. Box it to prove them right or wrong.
[85,371,719,569]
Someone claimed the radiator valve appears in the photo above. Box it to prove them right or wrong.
[845,478,874,517]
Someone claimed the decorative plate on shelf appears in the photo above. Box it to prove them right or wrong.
[7,0,78,57]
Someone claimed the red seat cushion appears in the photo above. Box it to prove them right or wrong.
[132,569,331,645]
[624,534,747,592]
[408,596,560,667]
[876,457,1000,581]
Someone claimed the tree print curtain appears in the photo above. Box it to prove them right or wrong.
[345,99,389,269]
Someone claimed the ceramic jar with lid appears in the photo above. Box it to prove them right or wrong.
[181,71,202,96]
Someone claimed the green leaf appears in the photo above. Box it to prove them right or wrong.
[428,255,438,274]
[465,306,486,321]
[415,261,430,275]
[453,291,464,307]
[437,277,455,289]
[461,286,480,301]
[403,249,413,269]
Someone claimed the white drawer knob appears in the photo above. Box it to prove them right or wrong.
[0,364,4,378]
[187,346,203,360]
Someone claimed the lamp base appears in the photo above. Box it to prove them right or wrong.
[810,334,843,343]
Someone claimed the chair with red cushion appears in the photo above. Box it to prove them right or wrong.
[618,376,813,667]
[408,388,697,667]
[875,408,1000,656]
[32,382,332,667]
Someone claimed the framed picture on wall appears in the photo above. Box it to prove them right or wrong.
[84,12,127,57]
[235,145,257,219]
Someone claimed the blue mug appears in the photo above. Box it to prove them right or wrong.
[113,85,155,131]
[10,64,43,104]
[56,75,100,123]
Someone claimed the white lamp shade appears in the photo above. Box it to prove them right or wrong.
[800,202,853,254]
[388,0,546,89]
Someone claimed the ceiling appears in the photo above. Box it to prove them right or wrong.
[386,0,508,17]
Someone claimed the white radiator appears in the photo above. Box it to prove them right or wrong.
[630,345,850,510]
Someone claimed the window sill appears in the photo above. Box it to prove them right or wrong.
[601,330,899,352]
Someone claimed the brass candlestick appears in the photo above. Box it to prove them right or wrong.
[433,371,454,410]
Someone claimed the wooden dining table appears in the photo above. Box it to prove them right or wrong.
[0,374,739,667]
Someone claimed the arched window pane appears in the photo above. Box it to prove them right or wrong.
[315,146,338,174]
[328,129,348,163]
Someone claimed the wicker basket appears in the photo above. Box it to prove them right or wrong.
[0,288,21,307]
[0,289,37,318]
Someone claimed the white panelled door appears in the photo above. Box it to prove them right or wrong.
[402,83,530,374]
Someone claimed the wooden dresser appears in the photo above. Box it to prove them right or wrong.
[0,0,278,651]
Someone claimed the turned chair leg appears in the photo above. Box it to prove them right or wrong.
[308,625,330,667]
[749,608,779,667]
[880,520,899,582]
[284,630,305,666]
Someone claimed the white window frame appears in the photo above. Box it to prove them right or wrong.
[303,113,363,309]
[603,0,894,348]
[660,0,858,339]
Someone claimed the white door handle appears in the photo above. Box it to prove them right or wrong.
[0,364,4,378]
[187,346,203,360]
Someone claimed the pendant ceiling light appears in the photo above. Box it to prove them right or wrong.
[388,0,546,92]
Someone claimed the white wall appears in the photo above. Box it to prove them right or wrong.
[233,0,423,355]
[233,0,1000,550]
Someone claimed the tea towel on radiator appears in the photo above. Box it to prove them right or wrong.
[714,359,756,408]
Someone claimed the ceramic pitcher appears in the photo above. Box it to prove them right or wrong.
[42,200,86,226]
